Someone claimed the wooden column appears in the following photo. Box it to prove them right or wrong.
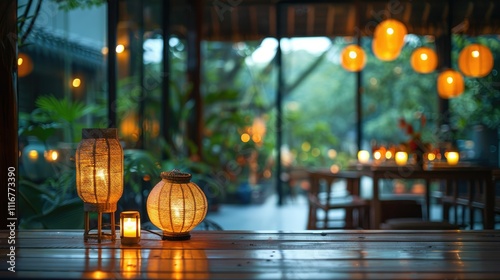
[0,0,18,230]
[107,0,118,128]
[186,0,204,159]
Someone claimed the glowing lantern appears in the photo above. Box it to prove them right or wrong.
[120,211,141,245]
[147,170,208,240]
[437,69,464,99]
[411,47,438,73]
[340,45,366,72]
[395,151,408,166]
[372,19,407,61]
[76,128,124,242]
[357,150,370,164]
[458,43,494,77]
[446,151,460,165]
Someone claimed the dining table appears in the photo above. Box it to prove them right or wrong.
[2,229,500,279]
[350,164,495,230]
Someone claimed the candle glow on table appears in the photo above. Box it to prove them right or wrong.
[446,151,460,165]
[120,211,140,245]
[395,151,408,166]
[357,150,370,164]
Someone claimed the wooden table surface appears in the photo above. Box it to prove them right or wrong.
[2,230,500,279]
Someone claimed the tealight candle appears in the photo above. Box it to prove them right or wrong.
[395,151,408,166]
[120,211,140,245]
[357,150,370,164]
[446,151,459,165]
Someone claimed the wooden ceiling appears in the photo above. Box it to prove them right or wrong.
[171,0,500,41]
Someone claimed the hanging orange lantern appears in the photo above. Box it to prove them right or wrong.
[340,45,366,72]
[411,47,438,74]
[372,19,407,61]
[147,170,208,240]
[458,43,494,78]
[437,69,464,99]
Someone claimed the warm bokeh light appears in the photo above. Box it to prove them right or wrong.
[72,78,81,88]
[330,164,340,174]
[395,151,408,166]
[327,149,337,159]
[28,150,38,161]
[446,151,460,165]
[427,152,436,161]
[373,151,382,160]
[372,19,407,61]
[116,44,125,53]
[101,47,109,55]
[44,150,59,162]
[357,150,370,164]
[17,52,34,77]
[385,150,393,159]
[241,133,250,142]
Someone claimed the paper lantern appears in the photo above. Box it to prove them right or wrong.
[147,170,208,240]
[411,47,438,73]
[76,128,124,242]
[341,45,366,72]
[372,19,407,61]
[120,211,141,245]
[458,43,494,78]
[437,69,464,99]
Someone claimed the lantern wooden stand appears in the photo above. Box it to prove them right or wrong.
[76,128,124,243]
[83,205,116,242]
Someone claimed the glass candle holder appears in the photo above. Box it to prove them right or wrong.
[120,211,141,245]
[357,150,370,164]
[446,151,460,165]
[395,151,408,166]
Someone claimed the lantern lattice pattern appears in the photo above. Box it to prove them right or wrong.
[76,128,123,242]
[147,170,208,240]
[458,43,494,78]
[411,47,438,74]
[341,44,366,72]
[437,69,464,99]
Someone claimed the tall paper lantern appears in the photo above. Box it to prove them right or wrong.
[76,128,124,242]
[340,45,367,72]
[411,47,438,73]
[147,170,208,240]
[458,43,494,77]
[437,69,464,99]
[372,19,407,61]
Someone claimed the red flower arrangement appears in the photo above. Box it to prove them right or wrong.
[398,113,428,153]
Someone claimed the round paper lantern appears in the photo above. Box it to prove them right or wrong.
[458,43,494,77]
[76,128,124,242]
[372,19,407,61]
[437,69,464,99]
[411,47,438,73]
[147,170,208,240]
[372,38,402,61]
[340,45,366,72]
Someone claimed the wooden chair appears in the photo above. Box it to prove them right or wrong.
[307,170,370,229]
[441,169,499,229]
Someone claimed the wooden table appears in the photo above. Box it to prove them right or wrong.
[353,165,495,230]
[2,230,500,279]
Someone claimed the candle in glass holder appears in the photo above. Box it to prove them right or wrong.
[446,151,459,165]
[357,150,370,164]
[395,151,408,166]
[121,211,141,245]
